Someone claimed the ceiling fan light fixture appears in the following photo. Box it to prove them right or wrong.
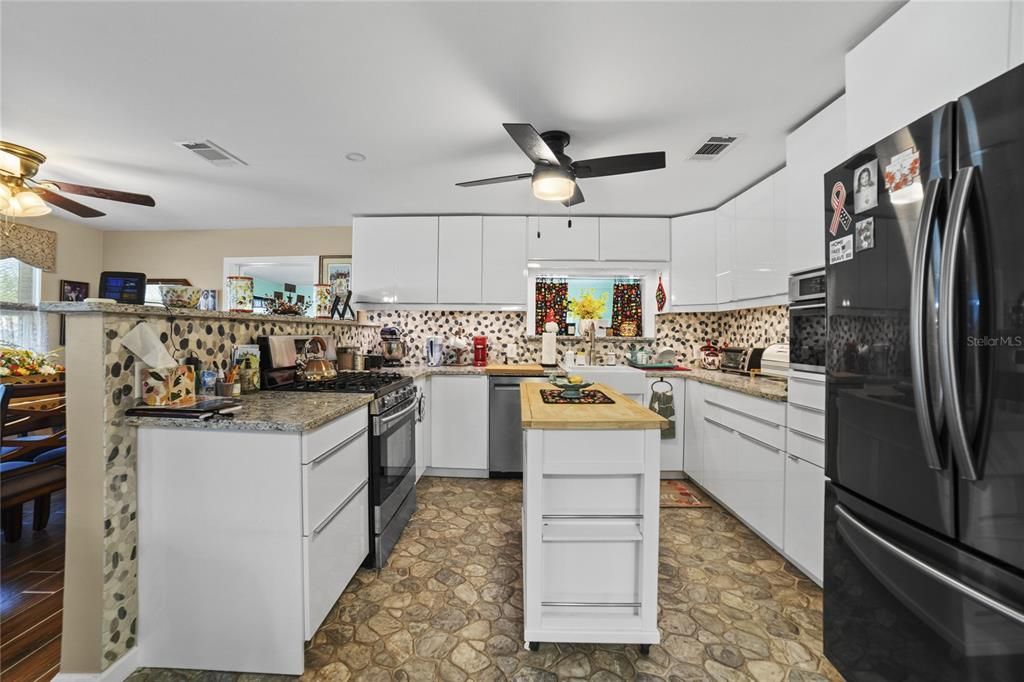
[531,165,575,202]
[5,189,51,217]
[0,183,11,212]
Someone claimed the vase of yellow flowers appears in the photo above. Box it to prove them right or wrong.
[0,345,65,384]
[568,289,609,337]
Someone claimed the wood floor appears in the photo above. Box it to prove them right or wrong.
[1,491,65,682]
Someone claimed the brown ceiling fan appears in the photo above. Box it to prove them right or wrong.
[0,140,156,218]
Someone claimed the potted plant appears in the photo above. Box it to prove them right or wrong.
[568,289,609,336]
[0,345,65,384]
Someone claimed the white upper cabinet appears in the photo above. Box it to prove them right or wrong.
[1014,0,1024,69]
[669,212,716,307]
[845,1,1012,154]
[733,171,786,300]
[714,200,735,304]
[784,97,846,274]
[481,216,527,305]
[598,217,670,261]
[527,216,599,260]
[353,216,438,303]
[437,216,483,304]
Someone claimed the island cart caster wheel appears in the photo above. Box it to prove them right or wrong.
[639,644,651,656]
[528,642,540,652]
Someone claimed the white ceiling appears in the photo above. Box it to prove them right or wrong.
[1,1,901,231]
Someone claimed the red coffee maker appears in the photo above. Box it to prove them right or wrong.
[473,336,488,367]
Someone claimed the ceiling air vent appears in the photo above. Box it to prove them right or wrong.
[175,139,248,167]
[690,136,739,160]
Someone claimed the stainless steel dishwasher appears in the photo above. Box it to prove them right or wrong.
[488,376,548,477]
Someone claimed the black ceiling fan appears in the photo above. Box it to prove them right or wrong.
[456,123,666,207]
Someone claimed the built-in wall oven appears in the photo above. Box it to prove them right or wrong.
[789,268,826,373]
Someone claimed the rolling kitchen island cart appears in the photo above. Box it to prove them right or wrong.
[519,381,666,653]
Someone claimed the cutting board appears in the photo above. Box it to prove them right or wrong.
[485,364,550,376]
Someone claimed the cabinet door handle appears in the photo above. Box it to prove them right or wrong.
[310,427,368,466]
[788,454,801,463]
[703,415,734,433]
[789,375,825,385]
[312,479,368,537]
[705,399,781,427]
[788,427,824,443]
[789,402,825,415]
[737,429,783,454]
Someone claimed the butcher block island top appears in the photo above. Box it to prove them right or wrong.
[520,382,668,430]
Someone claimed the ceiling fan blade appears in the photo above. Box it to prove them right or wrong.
[32,187,106,218]
[456,173,531,188]
[503,123,562,166]
[572,152,666,179]
[37,179,156,206]
[561,184,585,207]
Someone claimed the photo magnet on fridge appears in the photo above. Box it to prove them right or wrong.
[854,160,878,214]
[829,235,854,264]
[855,217,875,252]
[828,181,853,236]
[885,147,921,193]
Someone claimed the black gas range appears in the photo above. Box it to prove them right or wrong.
[257,335,417,569]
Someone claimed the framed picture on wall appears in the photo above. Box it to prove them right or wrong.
[59,279,90,345]
[319,255,352,297]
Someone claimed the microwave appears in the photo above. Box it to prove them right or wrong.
[788,268,826,373]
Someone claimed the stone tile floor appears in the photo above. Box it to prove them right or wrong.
[129,477,840,681]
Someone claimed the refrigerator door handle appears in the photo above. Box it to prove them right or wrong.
[836,504,1024,627]
[909,177,946,470]
[940,167,980,481]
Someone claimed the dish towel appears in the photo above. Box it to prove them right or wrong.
[649,384,676,439]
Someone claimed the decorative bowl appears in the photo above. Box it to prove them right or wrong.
[548,377,595,399]
[158,285,202,308]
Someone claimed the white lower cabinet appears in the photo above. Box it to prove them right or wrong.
[429,375,488,473]
[682,379,705,483]
[137,407,370,675]
[784,454,825,584]
[642,377,686,473]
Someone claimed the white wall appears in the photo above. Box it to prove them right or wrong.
[103,225,352,291]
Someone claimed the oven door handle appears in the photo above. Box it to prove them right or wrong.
[790,301,826,310]
[374,400,418,435]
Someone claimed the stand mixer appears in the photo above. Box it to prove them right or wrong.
[380,326,407,367]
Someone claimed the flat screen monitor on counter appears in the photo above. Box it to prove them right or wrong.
[99,271,147,304]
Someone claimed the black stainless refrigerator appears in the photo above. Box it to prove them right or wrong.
[824,63,1024,681]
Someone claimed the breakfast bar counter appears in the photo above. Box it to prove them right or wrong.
[520,382,666,653]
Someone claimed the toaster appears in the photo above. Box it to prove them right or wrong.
[719,347,765,375]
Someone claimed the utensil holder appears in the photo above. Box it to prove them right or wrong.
[216,381,239,397]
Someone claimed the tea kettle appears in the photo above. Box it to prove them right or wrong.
[297,336,337,382]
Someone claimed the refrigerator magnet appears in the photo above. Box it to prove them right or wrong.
[855,217,875,251]
[854,159,879,213]
[884,147,921,193]
[829,235,854,264]
[828,181,853,235]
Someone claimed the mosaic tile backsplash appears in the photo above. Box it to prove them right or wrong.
[366,306,789,366]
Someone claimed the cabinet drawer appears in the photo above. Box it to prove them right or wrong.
[788,375,825,410]
[787,402,825,440]
[302,428,369,534]
[787,426,825,468]
[704,397,785,451]
[704,384,785,424]
[302,407,368,464]
[304,483,368,639]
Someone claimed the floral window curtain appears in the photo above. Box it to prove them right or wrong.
[535,277,569,334]
[612,278,643,336]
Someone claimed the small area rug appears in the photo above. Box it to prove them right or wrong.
[660,480,710,508]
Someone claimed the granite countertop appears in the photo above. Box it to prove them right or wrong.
[126,392,373,432]
[392,365,566,379]
[645,367,788,401]
[38,301,379,327]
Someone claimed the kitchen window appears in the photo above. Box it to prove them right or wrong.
[534,276,644,336]
[0,256,47,351]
